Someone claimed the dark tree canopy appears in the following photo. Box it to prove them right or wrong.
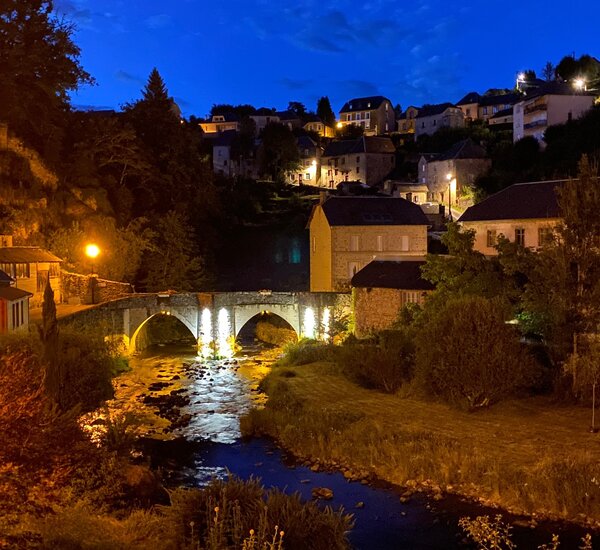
[258,123,300,182]
[316,96,336,128]
[0,0,92,157]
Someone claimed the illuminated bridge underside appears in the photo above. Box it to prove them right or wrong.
[60,291,349,356]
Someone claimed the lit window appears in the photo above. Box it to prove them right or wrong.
[377,235,383,251]
[305,173,310,180]
[515,228,525,246]
[538,227,553,247]
[350,235,360,251]
[486,229,497,248]
[400,236,409,251]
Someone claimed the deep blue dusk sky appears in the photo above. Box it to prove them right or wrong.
[56,0,600,117]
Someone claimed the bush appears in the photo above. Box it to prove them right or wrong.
[256,320,297,346]
[414,297,540,409]
[278,339,334,366]
[339,329,415,393]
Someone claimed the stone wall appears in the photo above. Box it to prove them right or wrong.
[61,271,134,305]
[353,287,404,337]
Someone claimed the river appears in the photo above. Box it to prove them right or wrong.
[107,343,596,549]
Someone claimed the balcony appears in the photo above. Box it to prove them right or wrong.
[524,119,547,130]
[524,103,547,115]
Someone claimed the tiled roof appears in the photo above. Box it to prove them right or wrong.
[351,259,435,290]
[522,81,596,101]
[276,110,300,121]
[0,247,62,263]
[0,270,14,285]
[479,93,521,107]
[435,138,487,161]
[490,107,513,119]
[340,96,390,113]
[320,196,429,226]
[416,103,457,118]
[323,136,395,157]
[0,286,33,301]
[459,180,563,222]
[457,92,481,105]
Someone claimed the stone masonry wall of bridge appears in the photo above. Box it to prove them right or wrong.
[59,291,351,355]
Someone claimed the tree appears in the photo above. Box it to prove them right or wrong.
[414,296,539,409]
[556,54,600,84]
[39,279,60,404]
[336,123,364,139]
[257,123,300,182]
[0,0,92,158]
[566,338,600,431]
[287,101,307,119]
[542,61,557,81]
[316,96,336,128]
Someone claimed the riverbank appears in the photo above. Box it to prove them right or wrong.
[241,359,600,528]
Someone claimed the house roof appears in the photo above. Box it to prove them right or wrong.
[303,114,323,124]
[457,92,481,105]
[490,107,513,119]
[340,96,390,113]
[0,270,14,286]
[459,180,563,222]
[522,81,596,101]
[479,93,520,107]
[323,136,395,157]
[276,110,301,121]
[435,138,488,161]
[0,286,33,301]
[416,103,458,118]
[0,247,62,263]
[254,107,277,115]
[351,259,435,290]
[319,196,429,226]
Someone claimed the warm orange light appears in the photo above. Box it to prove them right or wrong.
[85,243,100,259]
[336,122,343,128]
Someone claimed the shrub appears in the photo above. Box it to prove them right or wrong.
[256,320,297,346]
[414,297,540,409]
[339,329,415,393]
[278,339,334,366]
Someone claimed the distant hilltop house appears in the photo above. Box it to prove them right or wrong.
[456,92,521,123]
[303,114,335,138]
[418,138,490,206]
[320,136,396,189]
[0,239,62,306]
[415,103,464,138]
[0,268,32,334]
[199,113,240,135]
[513,82,595,145]
[488,107,514,127]
[338,96,396,135]
[249,108,280,133]
[308,195,429,292]
[396,106,419,135]
[351,259,434,337]
[287,136,323,186]
[275,110,302,130]
[458,180,563,255]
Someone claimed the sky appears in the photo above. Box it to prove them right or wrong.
[56,0,600,118]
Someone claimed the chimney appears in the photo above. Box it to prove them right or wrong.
[319,191,328,205]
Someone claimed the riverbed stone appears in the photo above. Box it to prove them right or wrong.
[312,487,333,500]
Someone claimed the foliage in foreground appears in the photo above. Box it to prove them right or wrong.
[28,476,352,550]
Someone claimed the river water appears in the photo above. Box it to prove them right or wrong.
[109,344,596,549]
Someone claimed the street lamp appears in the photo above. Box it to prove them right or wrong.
[573,78,586,91]
[446,173,456,221]
[85,243,100,304]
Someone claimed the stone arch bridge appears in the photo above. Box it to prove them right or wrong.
[60,291,350,355]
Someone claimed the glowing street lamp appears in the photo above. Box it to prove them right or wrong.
[336,122,343,129]
[573,78,586,91]
[85,243,100,304]
[516,72,526,92]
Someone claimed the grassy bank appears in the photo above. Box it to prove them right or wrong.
[241,359,600,525]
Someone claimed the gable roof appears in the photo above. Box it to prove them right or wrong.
[416,103,458,118]
[490,107,513,119]
[0,286,32,301]
[479,93,520,107]
[351,259,435,290]
[435,138,488,161]
[319,196,429,226]
[276,110,300,121]
[521,81,596,101]
[457,92,481,105]
[323,136,395,157]
[0,247,62,263]
[340,96,390,113]
[459,180,563,222]
[0,270,14,286]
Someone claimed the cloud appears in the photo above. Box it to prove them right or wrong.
[338,79,380,98]
[115,70,144,84]
[144,14,173,30]
[279,78,313,90]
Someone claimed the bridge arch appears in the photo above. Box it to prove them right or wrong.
[129,311,197,353]
[232,304,301,337]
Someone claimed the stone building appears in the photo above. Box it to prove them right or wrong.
[351,259,434,337]
[414,103,464,138]
[458,180,562,255]
[338,96,396,135]
[0,269,32,334]
[308,195,430,292]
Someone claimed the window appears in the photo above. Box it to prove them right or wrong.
[466,108,471,117]
[493,106,498,114]
[421,122,425,128]
[366,112,370,119]
[482,107,488,115]
[334,169,338,176]
[377,235,383,252]
[305,173,310,180]
[341,157,346,165]
[515,228,525,247]
[538,227,553,247]
[486,229,497,248]
[433,119,437,126]
[13,263,30,279]
[356,156,360,164]
[350,235,360,251]
[400,236,409,251]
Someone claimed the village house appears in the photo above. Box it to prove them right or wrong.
[382,181,429,204]
[250,108,280,134]
[287,136,322,186]
[351,259,434,337]
[0,269,32,334]
[308,195,430,292]
[338,96,396,135]
[418,138,490,206]
[458,180,563,255]
[276,110,302,130]
[488,107,514,127]
[456,92,520,123]
[198,113,240,134]
[513,82,595,144]
[320,136,396,188]
[0,244,62,306]
[303,114,335,138]
[414,103,464,138]
[396,106,419,134]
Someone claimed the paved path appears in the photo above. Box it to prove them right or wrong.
[29,303,95,324]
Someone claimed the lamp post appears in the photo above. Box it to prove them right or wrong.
[85,243,100,304]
